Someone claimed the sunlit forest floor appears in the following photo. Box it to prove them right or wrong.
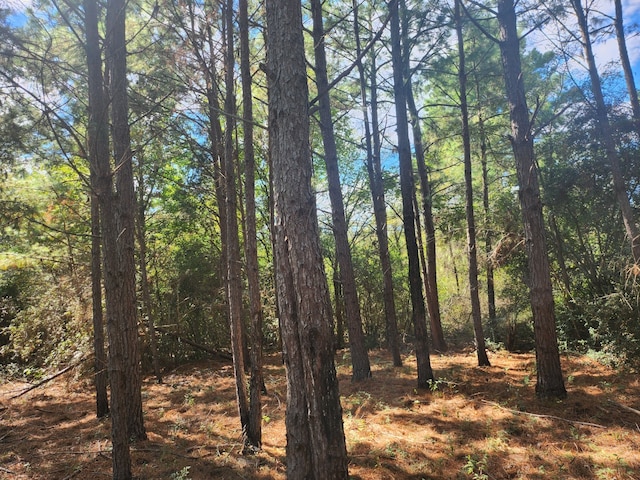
[1,348,640,479]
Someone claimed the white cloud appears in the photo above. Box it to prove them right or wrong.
[526,0,640,79]
[0,0,32,10]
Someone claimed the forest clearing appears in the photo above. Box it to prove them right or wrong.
[3,0,640,478]
[1,349,639,480]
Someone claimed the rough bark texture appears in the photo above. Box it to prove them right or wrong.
[389,0,434,388]
[86,0,133,476]
[455,0,490,367]
[572,0,640,263]
[106,0,146,442]
[311,0,371,381]
[223,0,251,450]
[265,0,349,477]
[333,264,346,350]
[89,191,109,418]
[239,0,263,451]
[497,0,566,399]
[86,22,134,480]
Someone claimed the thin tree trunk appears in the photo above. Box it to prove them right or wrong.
[572,0,640,263]
[136,167,162,384]
[497,0,566,399]
[406,78,447,353]
[265,0,349,476]
[455,0,490,366]
[223,0,251,450]
[549,213,573,301]
[389,0,434,388]
[311,0,371,381]
[90,189,109,417]
[477,103,497,335]
[333,262,346,350]
[353,3,402,366]
[614,0,640,134]
[400,0,446,354]
[239,0,263,452]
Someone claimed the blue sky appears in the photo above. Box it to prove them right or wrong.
[2,0,640,87]
[526,0,640,81]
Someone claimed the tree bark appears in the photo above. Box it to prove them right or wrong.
[406,77,447,353]
[85,2,131,474]
[105,0,146,441]
[239,0,263,451]
[223,0,251,451]
[265,0,349,476]
[86,0,135,475]
[89,191,109,418]
[311,0,371,381]
[389,0,434,388]
[353,2,402,366]
[496,0,566,399]
[333,262,346,350]
[477,102,497,336]
[400,0,447,354]
[455,0,490,366]
[571,0,640,263]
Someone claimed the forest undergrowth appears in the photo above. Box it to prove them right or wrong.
[1,349,639,479]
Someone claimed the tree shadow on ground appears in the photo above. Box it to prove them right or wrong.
[1,350,639,479]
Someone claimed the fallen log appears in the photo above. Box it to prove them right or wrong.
[11,356,88,399]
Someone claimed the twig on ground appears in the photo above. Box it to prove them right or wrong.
[609,400,640,418]
[0,466,16,474]
[481,400,607,429]
[131,447,198,460]
[11,357,89,399]
[62,467,83,480]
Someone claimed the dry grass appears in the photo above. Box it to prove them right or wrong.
[1,349,640,479]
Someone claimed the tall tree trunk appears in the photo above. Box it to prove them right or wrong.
[311,0,371,381]
[106,0,146,441]
[400,1,447,354]
[497,0,566,399]
[265,0,349,476]
[90,190,109,417]
[84,0,126,472]
[86,0,132,476]
[406,78,447,353]
[223,0,251,451]
[571,0,640,263]
[614,0,640,134]
[135,164,162,384]
[239,0,263,451]
[389,0,434,388]
[353,2,402,366]
[477,102,497,335]
[455,0,490,366]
